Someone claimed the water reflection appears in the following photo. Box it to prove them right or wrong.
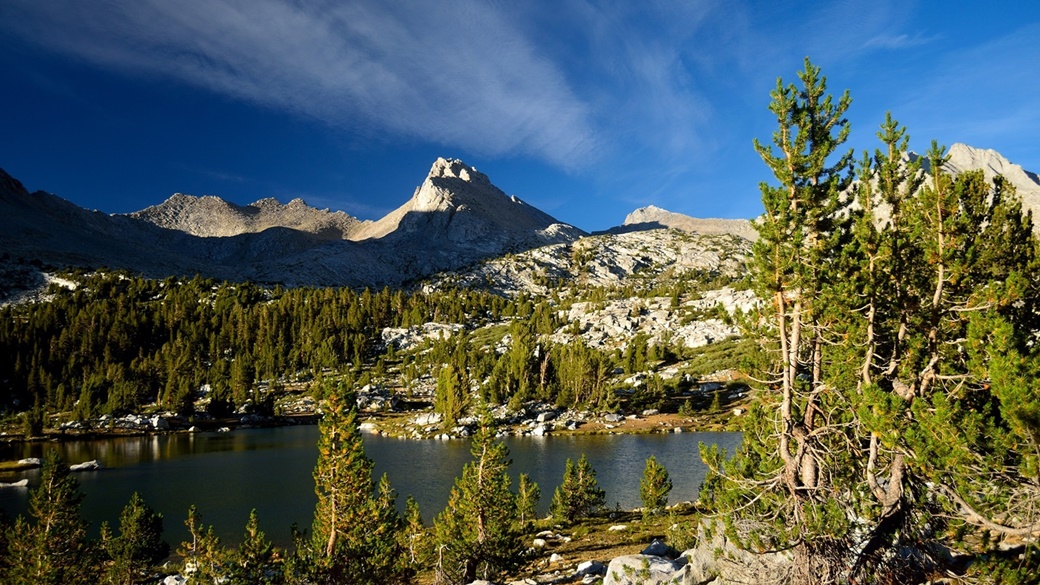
[1,427,740,547]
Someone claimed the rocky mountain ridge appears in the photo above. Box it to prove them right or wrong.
[433,229,751,297]
[617,205,758,240]
[130,193,370,240]
[0,158,585,293]
[940,143,1040,224]
[2,144,1037,300]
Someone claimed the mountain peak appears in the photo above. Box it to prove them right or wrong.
[0,167,30,198]
[352,157,584,248]
[945,143,1040,187]
[428,157,490,185]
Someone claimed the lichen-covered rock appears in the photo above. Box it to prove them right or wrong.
[603,554,696,585]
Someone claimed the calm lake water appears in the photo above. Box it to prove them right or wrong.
[0,426,741,547]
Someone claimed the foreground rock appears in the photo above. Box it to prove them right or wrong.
[601,523,790,585]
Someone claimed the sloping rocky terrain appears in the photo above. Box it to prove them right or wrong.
[432,229,751,297]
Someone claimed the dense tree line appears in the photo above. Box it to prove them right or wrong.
[1,269,714,426]
[0,273,510,419]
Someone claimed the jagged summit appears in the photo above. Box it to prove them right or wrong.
[353,157,585,248]
[131,193,368,240]
[904,143,1040,232]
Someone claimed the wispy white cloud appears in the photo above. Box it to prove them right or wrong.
[0,0,599,169]
[862,32,940,50]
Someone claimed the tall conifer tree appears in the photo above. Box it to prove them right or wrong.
[431,404,522,585]
[639,455,672,518]
[305,383,406,584]
[705,58,1040,584]
[101,491,169,585]
[2,451,98,585]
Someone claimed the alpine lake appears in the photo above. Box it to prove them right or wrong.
[0,425,741,547]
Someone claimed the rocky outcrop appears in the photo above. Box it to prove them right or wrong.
[603,554,696,585]
[552,286,757,351]
[601,526,791,585]
[435,229,752,297]
[617,205,758,241]
[69,460,103,472]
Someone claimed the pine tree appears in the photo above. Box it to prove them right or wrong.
[177,505,226,584]
[305,383,407,584]
[549,454,605,525]
[434,364,468,429]
[400,496,430,569]
[228,509,279,585]
[700,56,856,584]
[102,491,169,585]
[2,451,99,585]
[431,404,523,585]
[640,456,672,518]
[704,58,1040,584]
[516,473,541,527]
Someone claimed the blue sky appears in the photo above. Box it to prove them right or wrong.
[0,1,1037,232]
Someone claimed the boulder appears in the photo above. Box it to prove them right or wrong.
[69,460,102,472]
[679,521,791,585]
[151,416,170,430]
[536,411,557,423]
[641,539,677,558]
[603,554,693,585]
[17,457,41,467]
[0,479,29,488]
[576,560,607,577]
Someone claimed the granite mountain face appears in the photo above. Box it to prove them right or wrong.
[130,194,370,241]
[0,158,585,290]
[2,145,1038,299]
